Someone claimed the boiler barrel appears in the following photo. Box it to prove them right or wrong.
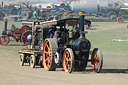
[70,2,98,14]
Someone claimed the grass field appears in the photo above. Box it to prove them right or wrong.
[87,22,128,69]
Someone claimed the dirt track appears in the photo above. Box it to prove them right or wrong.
[0,21,128,85]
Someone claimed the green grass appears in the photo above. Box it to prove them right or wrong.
[87,25,128,53]
[86,23,128,68]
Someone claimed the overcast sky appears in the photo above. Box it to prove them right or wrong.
[2,0,128,3]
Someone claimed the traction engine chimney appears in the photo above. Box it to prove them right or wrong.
[2,19,8,35]
[79,11,85,38]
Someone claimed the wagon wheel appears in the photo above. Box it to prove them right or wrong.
[107,11,117,18]
[21,25,31,33]
[20,54,25,66]
[30,55,36,68]
[117,17,124,23]
[0,35,10,46]
[63,48,74,73]
[21,30,32,46]
[91,48,103,73]
[110,15,117,22]
[42,38,58,71]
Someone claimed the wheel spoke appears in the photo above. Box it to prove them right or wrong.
[46,44,49,48]
[45,51,49,53]
[66,60,68,66]
[47,62,50,68]
[94,58,97,63]
[68,58,71,62]
[97,57,99,63]
[66,57,68,61]
[68,64,70,70]
[48,57,51,62]
[45,57,49,62]
[92,64,95,69]
[96,63,99,69]
[67,52,70,58]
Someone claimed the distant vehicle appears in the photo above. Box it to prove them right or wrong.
[70,1,128,22]
[117,8,128,23]
[0,19,32,46]
[50,3,72,13]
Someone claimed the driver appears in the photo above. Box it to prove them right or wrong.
[49,25,56,38]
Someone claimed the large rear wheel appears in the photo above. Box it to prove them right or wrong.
[91,48,103,73]
[63,48,74,73]
[42,38,58,71]
[0,35,10,46]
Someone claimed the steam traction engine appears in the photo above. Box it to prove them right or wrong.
[0,19,32,46]
[19,12,103,73]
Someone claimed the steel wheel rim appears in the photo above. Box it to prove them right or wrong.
[63,50,71,73]
[43,40,51,70]
[0,35,9,46]
[91,50,100,72]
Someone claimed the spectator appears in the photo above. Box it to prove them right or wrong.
[27,33,32,45]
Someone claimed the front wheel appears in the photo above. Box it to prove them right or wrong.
[91,48,103,73]
[63,48,74,73]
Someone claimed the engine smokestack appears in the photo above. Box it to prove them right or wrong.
[1,2,3,10]
[2,19,8,35]
[79,11,85,38]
